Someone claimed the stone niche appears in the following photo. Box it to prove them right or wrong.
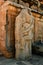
[0,1,34,59]
[0,1,21,58]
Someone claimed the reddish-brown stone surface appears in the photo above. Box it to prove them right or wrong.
[32,12,43,42]
[35,18,43,42]
[0,0,4,6]
[0,1,21,58]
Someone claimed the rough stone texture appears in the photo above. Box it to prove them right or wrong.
[35,18,43,42]
[0,55,43,65]
[19,0,29,7]
[0,0,4,6]
[0,0,5,55]
[31,5,38,11]
[7,0,29,7]
[0,2,21,58]
[15,9,34,59]
[32,12,43,42]
[32,12,41,18]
